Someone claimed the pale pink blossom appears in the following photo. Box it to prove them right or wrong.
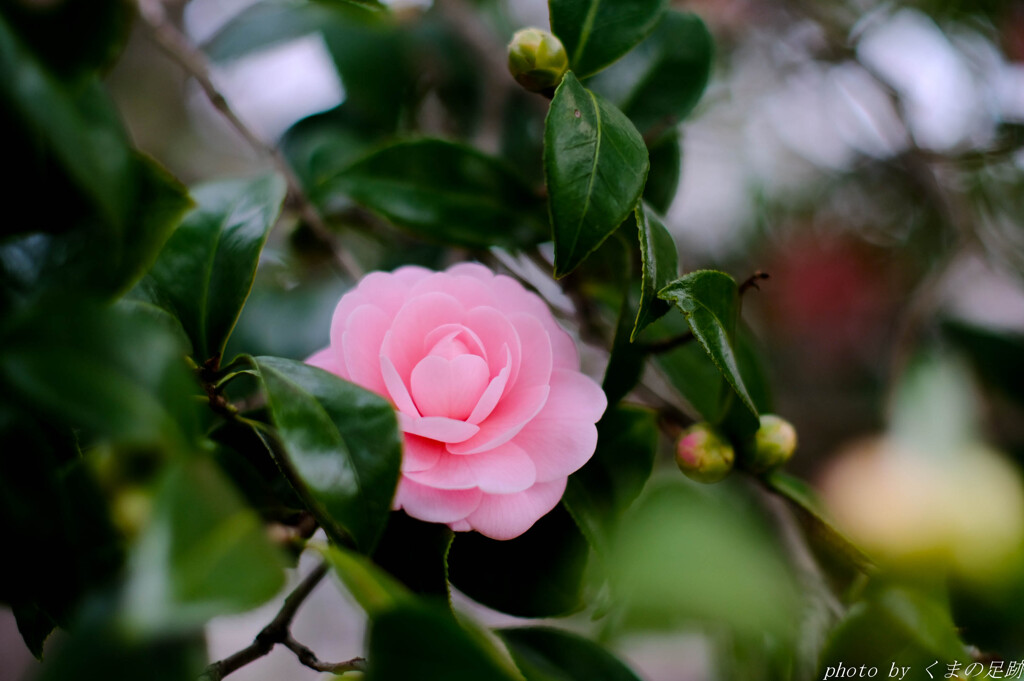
[308,263,606,540]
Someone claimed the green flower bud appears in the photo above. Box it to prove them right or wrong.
[507,28,568,93]
[745,414,798,473]
[676,423,735,484]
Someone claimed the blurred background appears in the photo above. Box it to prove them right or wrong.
[5,0,1024,678]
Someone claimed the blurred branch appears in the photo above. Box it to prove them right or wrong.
[202,561,365,680]
[137,0,364,280]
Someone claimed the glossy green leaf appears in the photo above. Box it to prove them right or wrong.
[365,602,524,681]
[448,505,588,617]
[251,356,402,552]
[322,545,412,618]
[546,73,649,277]
[549,0,669,78]
[0,300,200,453]
[500,627,644,681]
[327,139,547,248]
[563,406,658,556]
[589,12,713,135]
[643,131,681,213]
[125,459,288,632]
[372,512,453,603]
[632,204,678,341]
[658,270,758,420]
[136,174,287,362]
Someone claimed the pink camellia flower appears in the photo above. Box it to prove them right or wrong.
[307,263,606,540]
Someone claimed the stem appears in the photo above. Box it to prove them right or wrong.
[641,332,694,354]
[202,562,347,681]
[137,0,364,281]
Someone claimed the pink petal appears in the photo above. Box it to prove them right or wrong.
[467,345,512,424]
[543,369,608,423]
[339,304,391,395]
[381,352,421,417]
[396,478,482,524]
[399,413,480,443]
[402,435,442,473]
[306,346,346,378]
[513,419,599,482]
[404,451,477,490]
[449,519,472,532]
[507,313,553,390]
[424,324,488,361]
[446,385,549,455]
[492,274,579,369]
[463,442,537,494]
[463,306,522,386]
[382,292,466,383]
[464,479,568,540]
[445,262,494,282]
[410,354,490,420]
[410,272,497,309]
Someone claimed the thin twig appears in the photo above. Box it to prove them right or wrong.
[738,270,770,296]
[137,0,364,280]
[283,636,368,674]
[202,562,347,681]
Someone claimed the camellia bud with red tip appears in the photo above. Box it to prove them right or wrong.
[743,414,798,474]
[676,423,735,484]
[507,28,569,93]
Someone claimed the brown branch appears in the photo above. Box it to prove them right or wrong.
[137,0,364,281]
[738,270,770,296]
[283,636,367,674]
[202,562,353,681]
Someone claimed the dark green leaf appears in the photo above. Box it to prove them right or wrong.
[658,270,757,420]
[448,505,588,617]
[765,472,873,574]
[327,139,547,248]
[322,545,412,618]
[365,602,524,681]
[549,0,669,78]
[609,479,800,636]
[372,512,453,603]
[649,313,726,421]
[943,320,1024,406]
[563,406,658,555]
[632,204,678,341]
[251,356,402,552]
[500,627,644,681]
[12,602,56,659]
[0,34,191,303]
[589,12,713,135]
[37,613,207,681]
[820,582,968,674]
[0,300,200,453]
[643,131,681,213]
[136,174,287,362]
[0,18,131,230]
[0,407,122,658]
[209,2,410,135]
[125,459,288,632]
[602,287,646,406]
[546,73,649,277]
[0,0,131,79]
